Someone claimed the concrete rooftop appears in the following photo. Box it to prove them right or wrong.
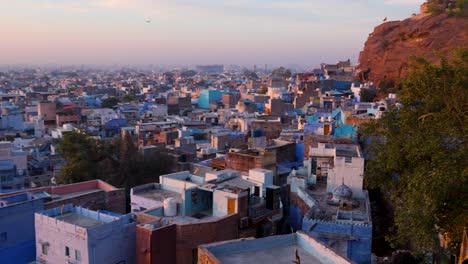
[306,181,368,222]
[137,188,182,203]
[217,244,322,264]
[202,232,352,264]
[54,212,104,228]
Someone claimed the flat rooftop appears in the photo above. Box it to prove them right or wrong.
[54,212,104,228]
[137,188,182,203]
[324,143,360,158]
[217,244,320,263]
[202,232,351,264]
[306,181,369,222]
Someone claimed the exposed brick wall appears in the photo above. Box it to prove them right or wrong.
[290,193,310,216]
[105,189,126,214]
[152,224,176,264]
[45,191,106,211]
[270,143,296,163]
[136,224,177,264]
[175,214,239,264]
[135,212,159,224]
[251,121,282,140]
[237,196,248,218]
[44,189,126,214]
[136,226,152,264]
[225,152,276,173]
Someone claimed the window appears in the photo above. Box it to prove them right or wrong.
[65,246,70,257]
[191,191,198,205]
[75,250,81,261]
[41,244,48,255]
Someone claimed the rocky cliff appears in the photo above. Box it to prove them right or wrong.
[358,12,468,87]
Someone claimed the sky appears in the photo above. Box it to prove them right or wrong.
[0,0,424,67]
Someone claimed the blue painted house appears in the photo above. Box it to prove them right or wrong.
[0,193,45,264]
[198,90,222,109]
[104,118,128,138]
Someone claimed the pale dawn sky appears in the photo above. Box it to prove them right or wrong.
[0,0,424,66]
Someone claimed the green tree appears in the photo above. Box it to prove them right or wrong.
[180,70,197,78]
[56,130,106,184]
[138,151,174,183]
[271,67,292,78]
[243,69,259,80]
[448,0,468,17]
[361,49,468,255]
[107,134,174,189]
[427,0,444,15]
[359,88,377,102]
[101,97,120,108]
[121,94,134,103]
[115,132,139,188]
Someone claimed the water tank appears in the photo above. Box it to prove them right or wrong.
[163,198,177,217]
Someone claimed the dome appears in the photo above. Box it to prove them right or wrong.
[333,183,353,199]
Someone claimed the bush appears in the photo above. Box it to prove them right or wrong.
[427,0,444,15]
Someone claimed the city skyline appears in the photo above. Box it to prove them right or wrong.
[1,0,423,66]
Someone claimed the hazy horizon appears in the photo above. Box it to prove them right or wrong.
[0,0,423,66]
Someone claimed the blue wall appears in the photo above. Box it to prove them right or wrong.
[295,143,304,163]
[289,205,303,231]
[183,188,212,216]
[333,81,354,90]
[0,197,45,264]
[198,90,222,109]
[302,219,372,264]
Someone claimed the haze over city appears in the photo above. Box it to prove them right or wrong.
[0,0,467,264]
[1,0,423,66]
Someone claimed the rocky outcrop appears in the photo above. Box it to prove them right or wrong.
[358,12,468,87]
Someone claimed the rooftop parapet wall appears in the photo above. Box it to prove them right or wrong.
[36,206,89,239]
[302,190,372,225]
[0,179,121,198]
[39,204,120,223]
[302,218,372,264]
[130,182,161,195]
[310,145,336,158]
[0,192,34,206]
[296,232,354,264]
[36,205,133,239]
[200,231,352,264]
[296,187,316,208]
[160,171,201,191]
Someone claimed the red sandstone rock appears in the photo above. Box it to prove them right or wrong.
[358,12,468,87]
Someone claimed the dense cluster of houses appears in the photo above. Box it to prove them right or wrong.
[0,63,398,263]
